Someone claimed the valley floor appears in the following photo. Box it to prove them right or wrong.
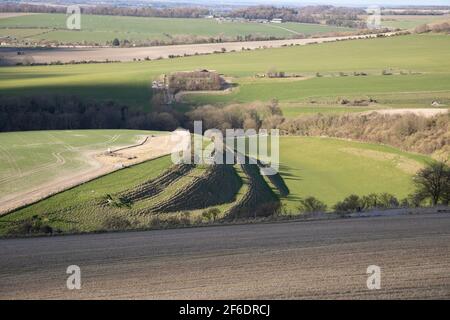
[1,211,449,299]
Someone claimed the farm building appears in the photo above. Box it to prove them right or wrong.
[167,69,224,93]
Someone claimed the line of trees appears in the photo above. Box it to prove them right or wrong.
[0,3,367,28]
[0,96,284,133]
[415,22,450,34]
[382,10,446,16]
[3,96,447,159]
[0,95,182,132]
[186,103,449,157]
[227,5,366,28]
[0,3,209,18]
[270,112,449,157]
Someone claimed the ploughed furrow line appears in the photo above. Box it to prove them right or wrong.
[226,161,280,220]
[144,164,242,213]
[120,164,194,202]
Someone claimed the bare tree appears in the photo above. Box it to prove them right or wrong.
[413,162,450,206]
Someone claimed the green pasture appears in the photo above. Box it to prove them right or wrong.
[0,13,353,45]
[277,136,430,212]
[1,34,449,112]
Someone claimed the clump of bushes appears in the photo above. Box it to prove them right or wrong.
[202,208,220,222]
[7,215,55,236]
[333,194,363,213]
[102,216,132,231]
[415,22,450,34]
[186,100,282,132]
[277,113,449,156]
[333,193,400,213]
[297,197,327,214]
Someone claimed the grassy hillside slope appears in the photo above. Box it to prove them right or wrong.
[0,14,353,45]
[277,137,430,211]
[1,34,449,114]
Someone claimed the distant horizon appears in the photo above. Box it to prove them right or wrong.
[137,0,450,8]
[18,0,450,8]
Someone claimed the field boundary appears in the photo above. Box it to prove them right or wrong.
[1,205,447,239]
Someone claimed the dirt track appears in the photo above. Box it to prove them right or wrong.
[0,33,394,65]
[1,212,449,299]
[365,108,449,117]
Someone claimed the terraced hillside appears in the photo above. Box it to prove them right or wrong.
[0,150,286,235]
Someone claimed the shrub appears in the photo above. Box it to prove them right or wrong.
[149,216,162,229]
[164,216,182,227]
[333,194,362,213]
[102,216,131,230]
[361,193,378,210]
[179,211,192,225]
[297,197,327,213]
[377,193,399,208]
[202,208,220,222]
[253,202,282,217]
[7,216,53,236]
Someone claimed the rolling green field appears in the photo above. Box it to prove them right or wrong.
[277,137,430,212]
[1,34,449,116]
[0,130,160,202]
[0,13,353,45]
[0,27,447,236]
[183,73,450,106]
[0,136,429,235]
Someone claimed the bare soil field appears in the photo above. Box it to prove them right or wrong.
[364,108,449,117]
[0,33,394,65]
[0,134,176,215]
[1,212,449,299]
